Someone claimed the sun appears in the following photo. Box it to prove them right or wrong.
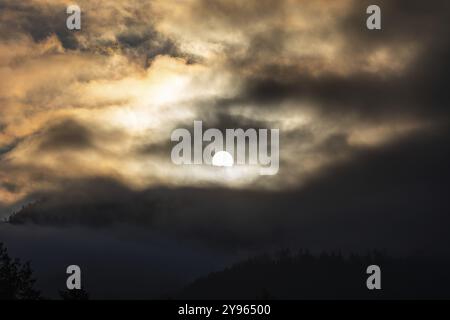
[212,151,234,167]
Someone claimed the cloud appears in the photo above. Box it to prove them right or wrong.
[38,119,95,151]
[7,123,450,256]
[1,0,449,230]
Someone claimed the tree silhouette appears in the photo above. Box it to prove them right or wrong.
[177,250,450,299]
[0,242,41,300]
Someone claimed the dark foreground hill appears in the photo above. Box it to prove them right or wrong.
[176,250,450,299]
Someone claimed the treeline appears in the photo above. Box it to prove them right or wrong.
[176,250,450,299]
[4,241,450,300]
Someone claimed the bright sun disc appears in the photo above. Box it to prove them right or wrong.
[212,151,234,167]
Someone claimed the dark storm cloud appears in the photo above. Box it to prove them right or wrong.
[210,0,450,124]
[0,181,20,193]
[187,106,274,131]
[9,178,159,227]
[34,118,130,155]
[136,139,173,157]
[0,143,15,156]
[38,119,95,151]
[0,0,192,62]
[341,0,450,48]
[339,0,450,113]
[278,125,450,254]
[9,178,276,249]
[0,0,78,49]
[116,27,195,65]
[229,52,449,124]
[9,124,450,254]
[98,24,200,66]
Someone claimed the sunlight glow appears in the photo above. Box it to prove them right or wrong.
[212,151,234,167]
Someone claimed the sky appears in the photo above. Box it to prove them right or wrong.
[1,0,450,298]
